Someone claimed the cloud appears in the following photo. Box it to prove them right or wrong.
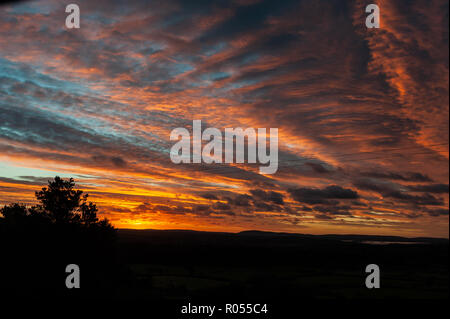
[212,202,232,211]
[426,209,449,217]
[353,178,445,206]
[315,214,334,220]
[313,205,352,216]
[408,184,449,194]
[226,194,253,207]
[288,185,358,205]
[362,171,433,182]
[249,189,284,205]
[200,193,219,200]
[384,191,444,206]
[92,156,127,168]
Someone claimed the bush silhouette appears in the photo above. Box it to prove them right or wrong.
[0,176,119,298]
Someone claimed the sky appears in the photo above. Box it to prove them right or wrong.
[0,0,448,237]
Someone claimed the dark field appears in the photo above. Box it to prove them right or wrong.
[116,229,448,300]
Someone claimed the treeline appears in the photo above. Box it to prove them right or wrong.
[0,177,125,298]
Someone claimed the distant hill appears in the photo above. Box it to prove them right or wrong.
[118,228,449,245]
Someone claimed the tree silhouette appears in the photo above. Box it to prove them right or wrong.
[1,176,114,229]
[0,176,119,298]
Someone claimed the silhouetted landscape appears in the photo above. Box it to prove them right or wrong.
[116,229,448,300]
[0,178,447,302]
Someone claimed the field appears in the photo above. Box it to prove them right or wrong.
[115,230,449,300]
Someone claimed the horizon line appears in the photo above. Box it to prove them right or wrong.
[116,227,450,240]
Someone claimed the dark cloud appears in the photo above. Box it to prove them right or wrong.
[408,184,449,194]
[315,214,334,220]
[314,205,352,216]
[288,185,358,205]
[354,179,445,206]
[362,171,433,182]
[353,179,395,194]
[305,162,331,174]
[227,194,253,207]
[212,202,232,211]
[249,189,284,205]
[426,209,449,217]
[196,0,299,43]
[200,193,219,200]
[384,191,444,206]
[92,156,127,168]
[253,201,279,212]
